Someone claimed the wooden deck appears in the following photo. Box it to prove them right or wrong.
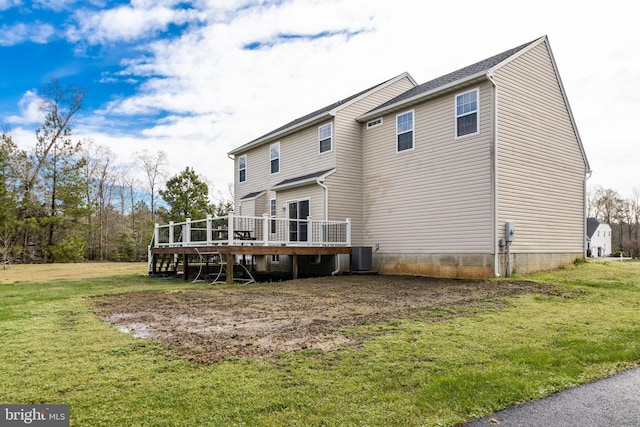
[149,214,352,283]
[149,245,352,283]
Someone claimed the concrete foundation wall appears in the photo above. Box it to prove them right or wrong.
[373,253,494,279]
[374,252,582,279]
[501,252,583,276]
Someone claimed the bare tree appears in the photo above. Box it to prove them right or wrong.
[134,149,168,222]
[594,188,624,225]
[81,140,118,260]
[586,185,602,218]
[631,189,640,241]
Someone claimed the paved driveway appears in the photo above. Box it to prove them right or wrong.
[462,367,640,426]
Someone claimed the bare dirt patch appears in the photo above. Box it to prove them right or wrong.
[92,275,564,363]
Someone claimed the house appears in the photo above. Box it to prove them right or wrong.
[227,35,591,279]
[586,218,612,257]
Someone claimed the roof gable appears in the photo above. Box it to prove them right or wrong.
[358,37,541,121]
[229,72,416,155]
[587,217,611,238]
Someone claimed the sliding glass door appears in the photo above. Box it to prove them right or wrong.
[288,199,309,243]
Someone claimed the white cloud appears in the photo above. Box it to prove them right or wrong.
[66,3,199,44]
[6,91,45,125]
[0,0,20,10]
[32,0,75,12]
[0,21,55,46]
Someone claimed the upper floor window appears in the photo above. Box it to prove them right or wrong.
[396,110,414,152]
[456,88,478,137]
[238,155,246,183]
[319,123,332,153]
[270,142,280,174]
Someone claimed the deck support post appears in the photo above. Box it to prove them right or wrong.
[292,254,298,280]
[226,254,234,284]
[183,254,189,281]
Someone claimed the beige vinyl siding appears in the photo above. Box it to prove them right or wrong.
[234,123,336,212]
[238,199,254,217]
[237,193,266,217]
[330,76,416,244]
[362,81,494,253]
[279,186,324,220]
[494,40,587,253]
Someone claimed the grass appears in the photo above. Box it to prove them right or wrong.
[1,261,640,426]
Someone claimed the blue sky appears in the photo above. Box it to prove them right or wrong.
[1,0,638,200]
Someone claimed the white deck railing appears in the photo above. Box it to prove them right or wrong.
[151,213,351,248]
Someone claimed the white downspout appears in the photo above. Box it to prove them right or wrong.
[316,178,329,221]
[488,72,501,277]
[317,178,341,275]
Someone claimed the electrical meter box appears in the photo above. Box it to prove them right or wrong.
[505,221,515,242]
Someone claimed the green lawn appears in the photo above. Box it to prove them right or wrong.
[1,261,640,426]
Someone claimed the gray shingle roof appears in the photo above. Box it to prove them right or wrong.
[587,217,605,238]
[272,168,335,190]
[361,38,540,118]
[240,190,265,200]
[229,74,407,155]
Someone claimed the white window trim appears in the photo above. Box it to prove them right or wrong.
[367,117,383,129]
[238,154,247,183]
[455,87,479,139]
[396,110,415,153]
[318,122,333,154]
[270,142,280,175]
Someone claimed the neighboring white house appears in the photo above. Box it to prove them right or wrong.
[587,217,612,257]
[228,35,591,279]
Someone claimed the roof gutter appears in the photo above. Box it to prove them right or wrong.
[357,71,487,122]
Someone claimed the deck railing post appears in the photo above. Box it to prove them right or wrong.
[262,213,270,246]
[154,223,159,247]
[206,214,212,245]
[184,218,191,246]
[169,221,174,246]
[346,218,351,246]
[228,212,235,245]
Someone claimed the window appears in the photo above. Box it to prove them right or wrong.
[396,110,414,152]
[238,155,246,183]
[270,142,280,174]
[367,117,383,129]
[319,123,332,153]
[270,198,277,234]
[271,254,280,263]
[456,88,478,137]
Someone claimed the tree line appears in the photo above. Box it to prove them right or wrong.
[587,186,640,257]
[1,80,231,265]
